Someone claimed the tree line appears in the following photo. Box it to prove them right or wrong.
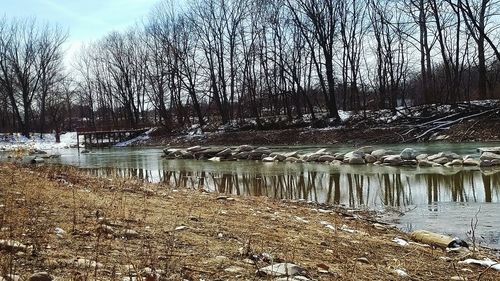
[1,0,500,137]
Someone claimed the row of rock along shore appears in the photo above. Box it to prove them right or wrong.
[162,145,500,167]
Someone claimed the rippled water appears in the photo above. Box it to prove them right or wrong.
[2,142,500,248]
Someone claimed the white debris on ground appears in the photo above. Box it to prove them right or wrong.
[458,258,500,271]
[0,132,78,152]
[114,128,155,147]
[392,237,409,247]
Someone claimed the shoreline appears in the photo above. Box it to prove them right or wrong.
[0,163,499,280]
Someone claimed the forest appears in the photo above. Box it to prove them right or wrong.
[1,0,500,137]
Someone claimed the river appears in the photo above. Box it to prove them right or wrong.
[2,142,500,248]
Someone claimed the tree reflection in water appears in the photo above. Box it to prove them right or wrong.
[84,166,500,210]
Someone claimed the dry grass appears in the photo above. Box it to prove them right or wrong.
[0,163,499,280]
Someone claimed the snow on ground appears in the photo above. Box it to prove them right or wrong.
[114,128,155,147]
[0,132,78,152]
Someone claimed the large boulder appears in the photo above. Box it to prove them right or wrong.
[416,154,429,161]
[364,154,377,163]
[269,152,287,162]
[318,155,336,162]
[428,152,461,162]
[348,157,365,165]
[371,149,391,160]
[463,158,480,166]
[479,152,500,161]
[477,147,500,154]
[235,145,255,152]
[216,147,233,157]
[400,148,417,160]
[418,160,434,167]
[382,155,403,166]
[355,146,374,154]
[344,151,365,164]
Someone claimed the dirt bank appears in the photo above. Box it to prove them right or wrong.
[145,106,500,147]
[0,163,499,280]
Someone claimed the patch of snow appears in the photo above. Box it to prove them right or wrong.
[0,132,77,152]
[114,128,154,147]
[338,110,352,122]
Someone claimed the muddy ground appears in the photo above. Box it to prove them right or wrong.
[0,163,499,280]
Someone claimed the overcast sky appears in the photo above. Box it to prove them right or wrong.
[2,0,159,65]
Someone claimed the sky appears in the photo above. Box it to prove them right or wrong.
[1,0,159,66]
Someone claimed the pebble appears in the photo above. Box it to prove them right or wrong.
[224,266,245,273]
[28,272,53,281]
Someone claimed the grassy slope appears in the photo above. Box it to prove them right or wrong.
[0,163,499,280]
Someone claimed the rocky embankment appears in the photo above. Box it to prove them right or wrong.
[162,145,500,168]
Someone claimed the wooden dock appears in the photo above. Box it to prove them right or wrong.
[76,127,150,149]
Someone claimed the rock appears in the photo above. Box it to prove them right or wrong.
[235,144,255,152]
[401,160,417,166]
[285,157,299,163]
[97,224,114,235]
[216,148,233,157]
[463,158,480,166]
[333,153,345,161]
[428,152,461,161]
[348,157,365,165]
[122,229,139,239]
[364,154,376,163]
[450,276,466,281]
[418,160,434,167]
[55,227,66,238]
[329,160,343,166]
[208,157,221,162]
[400,148,417,160]
[479,152,500,161]
[174,225,188,231]
[262,156,277,162]
[180,150,194,159]
[0,239,27,253]
[28,272,53,281]
[269,153,287,161]
[74,258,103,269]
[344,151,365,164]
[416,154,429,161]
[480,160,492,167]
[224,266,245,273]
[234,151,250,159]
[450,159,463,166]
[433,157,450,165]
[284,151,299,158]
[199,147,225,158]
[318,155,336,162]
[257,263,307,277]
[186,145,205,152]
[81,149,90,154]
[345,151,364,159]
[371,149,391,160]
[356,257,369,264]
[382,155,402,166]
[477,147,500,154]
